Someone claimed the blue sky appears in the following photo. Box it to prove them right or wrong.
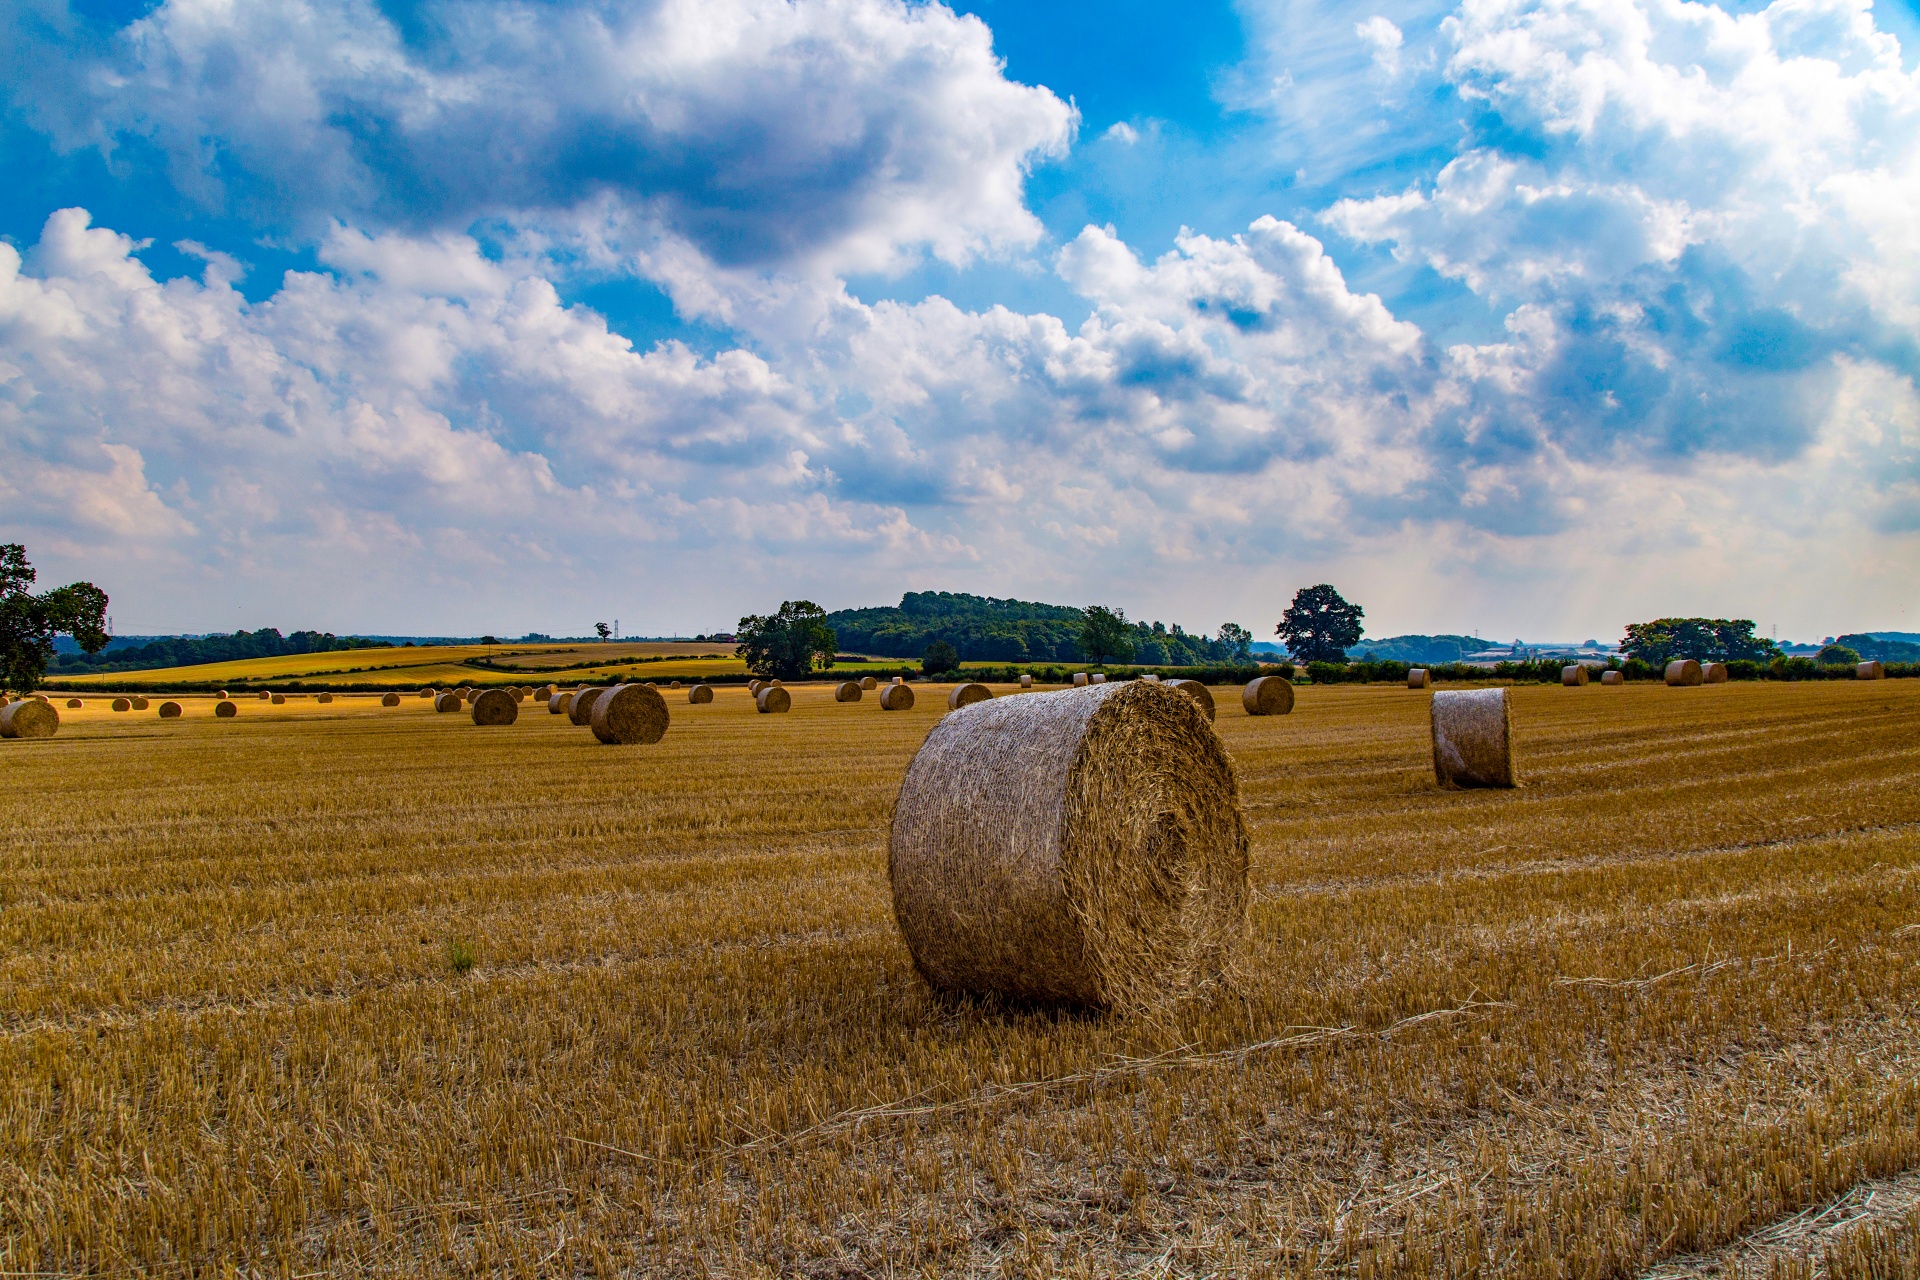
[2,0,1918,640]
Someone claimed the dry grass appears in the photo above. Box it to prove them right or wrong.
[3,681,1919,1277]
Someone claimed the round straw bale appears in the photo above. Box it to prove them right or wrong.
[591,684,670,744]
[111,698,131,712]
[1408,668,1430,689]
[688,684,713,704]
[131,697,150,710]
[0,700,59,739]
[889,680,1248,1009]
[1241,676,1294,716]
[258,691,271,700]
[158,701,182,719]
[1601,670,1625,686]
[1020,674,1033,688]
[434,692,463,713]
[1142,673,1160,682]
[756,686,791,714]
[892,676,905,684]
[419,688,435,699]
[1090,673,1106,684]
[269,694,284,705]
[1167,679,1215,722]
[771,679,783,687]
[1561,664,1589,687]
[1703,662,1729,684]
[1664,659,1703,687]
[215,700,238,718]
[1073,673,1089,687]
[216,690,229,700]
[317,692,334,704]
[947,682,992,711]
[861,676,877,690]
[65,698,82,709]
[1430,688,1516,789]
[470,688,518,726]
[835,681,863,702]
[1859,660,1887,680]
[31,694,47,703]
[548,692,573,715]
[747,679,764,695]
[670,680,682,689]
[568,687,608,726]
[880,683,916,711]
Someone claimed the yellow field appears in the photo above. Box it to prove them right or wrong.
[52,641,745,689]
[4,680,1919,1276]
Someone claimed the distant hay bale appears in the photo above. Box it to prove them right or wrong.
[1859,660,1887,680]
[0,700,59,739]
[535,685,555,700]
[1020,674,1033,688]
[568,688,608,726]
[1090,673,1106,684]
[1142,674,1160,682]
[111,698,131,712]
[1562,664,1589,687]
[1167,679,1215,722]
[892,676,905,684]
[1073,673,1089,687]
[215,700,238,718]
[1703,662,1729,684]
[131,697,150,710]
[1408,669,1430,689]
[880,683,916,711]
[756,686,791,714]
[947,682,992,711]
[65,698,82,709]
[32,694,47,703]
[419,688,435,699]
[470,688,518,726]
[1665,659,1704,687]
[434,692,463,713]
[835,681,863,703]
[317,692,335,704]
[889,681,1248,1009]
[1430,688,1515,789]
[548,692,574,715]
[748,679,765,695]
[258,691,271,700]
[1241,676,1294,717]
[591,684,670,744]
[158,702,182,719]
[670,680,682,689]
[1601,670,1625,686]
[382,692,401,707]
[688,684,714,704]
[269,694,285,706]
[860,676,877,690]
[216,691,229,700]
[771,679,783,687]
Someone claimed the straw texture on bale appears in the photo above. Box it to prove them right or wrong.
[880,683,915,711]
[755,686,791,714]
[131,697,150,710]
[434,693,463,713]
[835,681,863,702]
[1241,676,1295,717]
[470,689,518,726]
[381,692,401,707]
[688,685,714,704]
[111,698,131,712]
[568,688,608,726]
[860,676,877,690]
[215,700,238,718]
[1020,674,1033,688]
[1430,688,1516,789]
[1665,659,1704,687]
[1704,663,1729,684]
[590,684,670,744]
[157,702,182,719]
[889,681,1249,1009]
[1562,664,1589,687]
[548,692,572,715]
[1167,679,1215,722]
[1601,670,1625,686]
[947,682,992,711]
[1408,669,1430,689]
[1859,660,1887,680]
[65,698,82,709]
[0,700,58,739]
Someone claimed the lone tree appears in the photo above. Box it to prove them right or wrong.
[0,544,109,694]
[1217,622,1254,666]
[921,640,959,677]
[1620,619,1777,667]
[1818,643,1862,667]
[1277,584,1363,664]
[594,622,611,642]
[1079,605,1134,668]
[736,600,837,681]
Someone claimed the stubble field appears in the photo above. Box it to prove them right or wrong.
[4,680,1920,1277]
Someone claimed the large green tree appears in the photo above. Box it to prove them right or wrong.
[1079,605,1134,667]
[736,600,837,680]
[0,544,109,693]
[1620,618,1777,667]
[1277,584,1364,664]
[1217,622,1254,665]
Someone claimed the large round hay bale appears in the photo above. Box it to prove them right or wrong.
[1562,664,1589,687]
[269,694,285,706]
[1430,688,1515,789]
[860,676,877,690]
[111,698,131,712]
[1703,662,1729,684]
[568,688,607,726]
[1665,659,1703,686]
[215,700,238,718]
[1019,674,1033,689]
[434,692,463,713]
[1859,660,1887,680]
[687,684,713,704]
[317,692,335,704]
[1167,678,1215,722]
[131,697,150,710]
[548,692,573,715]
[1073,672,1089,687]
[1241,676,1294,716]
[157,701,182,719]
[1601,670,1625,686]
[835,681,863,703]
[880,683,916,711]
[471,688,518,726]
[381,692,401,707]
[65,698,82,709]
[0,700,58,739]
[947,682,992,711]
[890,681,1248,1009]
[1089,673,1107,684]
[756,686,791,714]
[591,684,670,744]
[1408,668,1431,689]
